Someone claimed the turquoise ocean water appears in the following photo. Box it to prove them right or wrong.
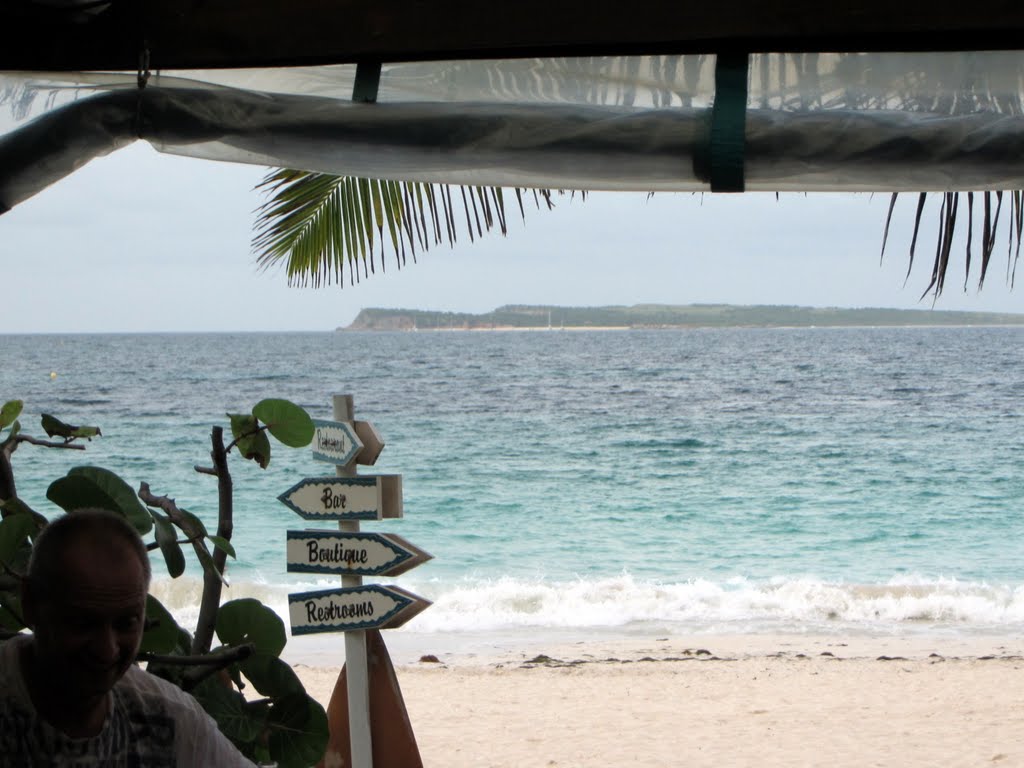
[3,328,1024,651]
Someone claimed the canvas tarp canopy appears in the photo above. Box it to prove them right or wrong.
[2,50,1024,212]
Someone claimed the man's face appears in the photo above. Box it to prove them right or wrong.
[27,539,147,700]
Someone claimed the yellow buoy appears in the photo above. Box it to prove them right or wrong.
[49,371,57,379]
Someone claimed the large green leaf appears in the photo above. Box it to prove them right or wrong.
[244,700,273,767]
[228,412,257,439]
[242,430,271,468]
[252,399,314,448]
[0,593,24,632]
[207,535,236,559]
[150,510,186,578]
[193,675,263,744]
[239,652,304,698]
[67,466,152,534]
[144,626,194,690]
[46,474,120,514]
[0,511,34,569]
[176,507,209,538]
[266,693,329,768]
[172,507,222,584]
[216,598,286,658]
[139,594,183,654]
[0,496,46,528]
[228,413,271,469]
[0,400,22,429]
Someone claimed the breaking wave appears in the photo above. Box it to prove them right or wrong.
[151,572,1024,638]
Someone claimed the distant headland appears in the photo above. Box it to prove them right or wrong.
[340,304,1024,331]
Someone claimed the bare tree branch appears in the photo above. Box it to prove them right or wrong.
[191,426,233,656]
[1,432,85,503]
[14,435,87,450]
[139,643,255,693]
[137,643,254,667]
[137,481,224,590]
[0,447,15,503]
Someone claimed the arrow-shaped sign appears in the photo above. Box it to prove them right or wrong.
[288,584,431,635]
[278,475,403,521]
[312,419,364,465]
[286,531,432,576]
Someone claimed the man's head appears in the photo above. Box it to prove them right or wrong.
[22,509,151,701]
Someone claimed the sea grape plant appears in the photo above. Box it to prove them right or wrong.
[0,398,328,768]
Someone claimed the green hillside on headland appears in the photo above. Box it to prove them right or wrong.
[342,304,1024,331]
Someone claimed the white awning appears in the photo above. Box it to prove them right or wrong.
[2,51,1023,213]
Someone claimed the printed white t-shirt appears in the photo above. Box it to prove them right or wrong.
[0,635,258,767]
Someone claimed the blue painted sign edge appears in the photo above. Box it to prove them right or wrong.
[311,418,362,465]
[285,530,411,575]
[287,585,414,635]
[277,476,381,521]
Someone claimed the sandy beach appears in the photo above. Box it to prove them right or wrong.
[293,633,1024,767]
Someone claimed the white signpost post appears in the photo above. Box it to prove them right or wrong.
[282,396,431,768]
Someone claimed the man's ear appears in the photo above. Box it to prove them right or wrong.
[20,577,36,630]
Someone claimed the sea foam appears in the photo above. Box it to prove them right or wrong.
[151,572,1024,639]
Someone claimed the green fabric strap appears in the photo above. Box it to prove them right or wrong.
[352,61,382,103]
[706,52,749,192]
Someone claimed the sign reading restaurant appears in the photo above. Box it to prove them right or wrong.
[311,418,364,465]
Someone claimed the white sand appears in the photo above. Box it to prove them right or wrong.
[294,633,1024,767]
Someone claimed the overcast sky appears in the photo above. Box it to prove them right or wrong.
[1,142,1021,333]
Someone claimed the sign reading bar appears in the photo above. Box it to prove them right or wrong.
[278,475,403,521]
[288,584,431,635]
[286,531,433,576]
[312,418,364,465]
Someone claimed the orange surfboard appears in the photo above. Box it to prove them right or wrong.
[316,629,423,768]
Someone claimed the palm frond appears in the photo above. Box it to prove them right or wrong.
[258,167,1022,302]
[253,170,577,288]
[880,190,1024,301]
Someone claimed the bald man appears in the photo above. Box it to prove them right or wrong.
[0,509,256,766]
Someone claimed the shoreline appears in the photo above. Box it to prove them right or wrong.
[340,322,1024,332]
[285,630,1024,669]
[293,632,1024,767]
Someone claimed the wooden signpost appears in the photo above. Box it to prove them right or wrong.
[352,420,386,466]
[282,396,431,768]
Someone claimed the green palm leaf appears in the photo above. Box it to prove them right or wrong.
[253,170,572,288]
